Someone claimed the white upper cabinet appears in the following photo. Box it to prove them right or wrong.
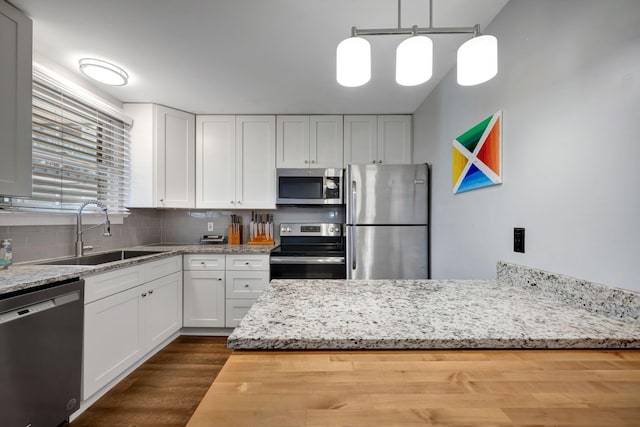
[343,115,378,165]
[377,115,412,164]
[277,115,343,168]
[196,115,236,209]
[0,2,32,197]
[196,115,275,209]
[344,115,412,165]
[125,103,195,208]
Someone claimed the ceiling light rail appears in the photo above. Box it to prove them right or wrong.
[350,24,480,38]
[336,0,498,88]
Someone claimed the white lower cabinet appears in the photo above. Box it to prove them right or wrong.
[83,285,143,400]
[225,299,256,327]
[144,272,183,350]
[225,270,269,327]
[182,254,269,328]
[183,270,226,327]
[83,257,182,400]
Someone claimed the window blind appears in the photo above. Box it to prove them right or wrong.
[1,77,131,214]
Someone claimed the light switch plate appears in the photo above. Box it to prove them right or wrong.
[207,222,214,232]
[514,227,525,253]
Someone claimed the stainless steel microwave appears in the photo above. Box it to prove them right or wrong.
[276,168,343,205]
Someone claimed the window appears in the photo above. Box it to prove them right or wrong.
[1,69,131,214]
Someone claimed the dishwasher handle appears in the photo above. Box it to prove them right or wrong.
[0,290,81,326]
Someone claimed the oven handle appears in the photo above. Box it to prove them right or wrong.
[270,256,345,265]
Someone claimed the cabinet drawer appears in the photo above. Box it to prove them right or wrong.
[145,256,182,282]
[225,271,269,299]
[225,299,256,328]
[85,264,145,304]
[184,254,226,271]
[226,254,269,270]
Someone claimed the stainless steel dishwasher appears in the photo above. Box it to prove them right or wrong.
[0,278,84,427]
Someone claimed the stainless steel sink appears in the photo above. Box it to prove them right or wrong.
[39,250,162,266]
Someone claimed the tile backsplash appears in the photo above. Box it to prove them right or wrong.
[2,206,344,263]
[1,209,162,263]
[160,205,344,244]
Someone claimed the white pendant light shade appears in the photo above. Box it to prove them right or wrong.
[79,58,129,86]
[336,37,371,87]
[396,35,433,86]
[457,35,498,86]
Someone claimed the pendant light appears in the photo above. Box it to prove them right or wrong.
[336,0,498,88]
[79,58,129,86]
[336,36,371,87]
[457,35,498,86]
[396,27,433,86]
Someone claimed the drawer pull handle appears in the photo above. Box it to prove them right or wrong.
[244,284,250,288]
[148,290,154,295]
[245,262,250,265]
[218,278,223,281]
[141,292,147,297]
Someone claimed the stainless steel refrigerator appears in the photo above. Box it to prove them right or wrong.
[345,163,429,279]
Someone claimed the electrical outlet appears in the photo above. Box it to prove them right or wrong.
[207,222,214,232]
[514,227,525,253]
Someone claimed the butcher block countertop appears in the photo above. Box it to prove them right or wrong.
[228,263,640,350]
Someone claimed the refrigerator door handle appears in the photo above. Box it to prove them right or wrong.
[351,226,356,271]
[351,180,357,226]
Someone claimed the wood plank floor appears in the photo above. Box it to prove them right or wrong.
[71,336,232,427]
[188,349,640,427]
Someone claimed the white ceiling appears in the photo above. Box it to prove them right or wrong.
[11,0,509,115]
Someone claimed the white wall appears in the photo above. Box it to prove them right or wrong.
[413,0,640,291]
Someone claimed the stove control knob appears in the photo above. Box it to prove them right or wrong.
[329,226,334,233]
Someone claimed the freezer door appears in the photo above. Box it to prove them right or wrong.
[346,225,428,279]
[346,164,428,225]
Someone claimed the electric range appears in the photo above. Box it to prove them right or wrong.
[270,223,346,279]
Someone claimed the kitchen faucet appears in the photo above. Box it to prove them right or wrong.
[76,200,112,256]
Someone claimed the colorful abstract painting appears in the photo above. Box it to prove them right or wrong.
[452,111,502,194]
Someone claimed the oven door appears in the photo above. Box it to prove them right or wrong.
[270,256,346,279]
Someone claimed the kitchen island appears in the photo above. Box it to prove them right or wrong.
[228,263,640,350]
[194,263,640,426]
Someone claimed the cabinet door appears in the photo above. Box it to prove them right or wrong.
[225,299,255,328]
[0,2,32,197]
[183,270,226,327]
[125,103,155,207]
[344,115,377,165]
[310,115,343,168]
[143,271,182,351]
[157,105,195,207]
[196,115,236,208]
[236,115,276,209]
[377,115,412,164]
[276,115,309,168]
[83,286,144,399]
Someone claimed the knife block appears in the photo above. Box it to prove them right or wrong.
[248,235,274,245]
[228,225,242,245]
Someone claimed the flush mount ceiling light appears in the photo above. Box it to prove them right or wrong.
[336,0,498,88]
[79,58,129,86]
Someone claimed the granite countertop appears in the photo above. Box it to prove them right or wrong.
[228,279,640,350]
[0,243,273,297]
